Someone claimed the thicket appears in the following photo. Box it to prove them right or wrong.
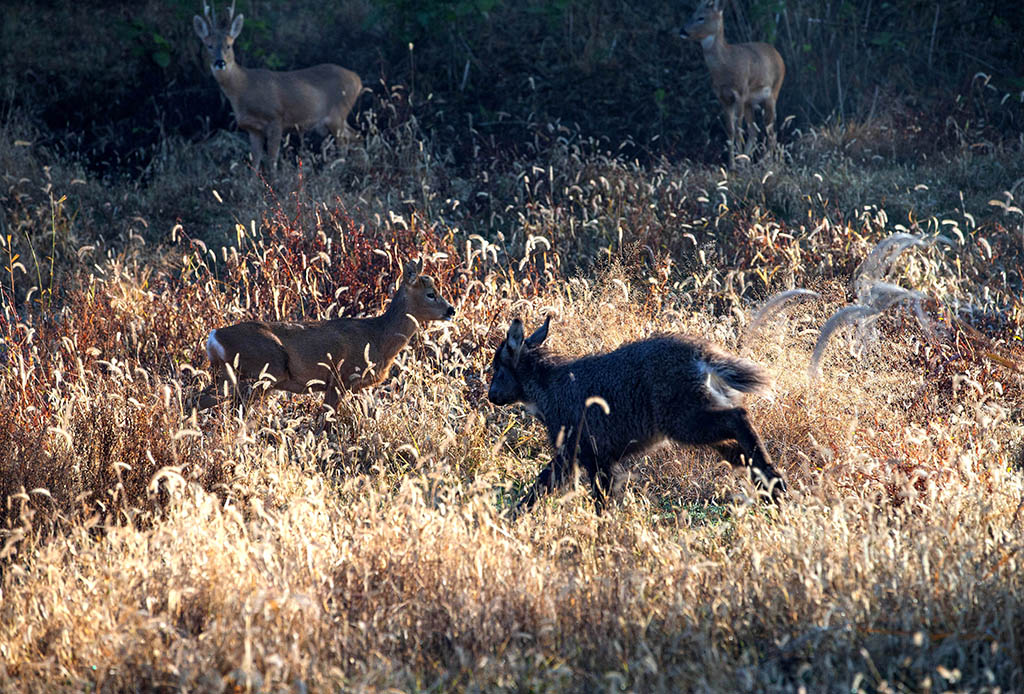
[2,0,1022,178]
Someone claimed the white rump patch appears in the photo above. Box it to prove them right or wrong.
[206,329,228,363]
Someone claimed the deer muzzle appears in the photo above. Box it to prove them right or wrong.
[682,21,706,40]
[213,59,227,70]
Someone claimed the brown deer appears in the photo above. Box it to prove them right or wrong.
[683,0,785,168]
[194,259,455,411]
[192,1,363,174]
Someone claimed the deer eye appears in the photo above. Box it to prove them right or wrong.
[427,292,437,300]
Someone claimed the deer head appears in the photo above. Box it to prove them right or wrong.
[395,259,456,324]
[683,0,723,42]
[193,1,245,72]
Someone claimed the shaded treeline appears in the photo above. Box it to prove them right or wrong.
[2,0,1022,178]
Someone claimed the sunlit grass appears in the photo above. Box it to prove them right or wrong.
[1,106,1023,691]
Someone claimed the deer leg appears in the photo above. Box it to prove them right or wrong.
[195,383,222,411]
[266,121,283,173]
[246,130,265,174]
[194,361,245,412]
[199,381,230,412]
[714,441,771,485]
[323,384,338,411]
[668,408,786,501]
[764,98,778,155]
[316,127,332,161]
[723,102,739,169]
[239,378,274,416]
[718,409,784,499]
[193,362,224,411]
[195,389,219,411]
[743,102,757,157]
[321,119,355,164]
[324,118,342,151]
[225,356,289,416]
[207,376,253,416]
[322,379,347,411]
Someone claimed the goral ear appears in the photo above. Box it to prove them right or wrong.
[504,319,525,362]
[526,315,550,347]
[506,319,524,350]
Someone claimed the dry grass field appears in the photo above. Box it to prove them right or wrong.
[2,81,1024,691]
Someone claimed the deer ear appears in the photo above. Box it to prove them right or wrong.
[193,15,210,39]
[402,259,420,285]
[525,315,550,347]
[229,13,244,39]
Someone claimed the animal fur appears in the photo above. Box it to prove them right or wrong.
[488,317,786,517]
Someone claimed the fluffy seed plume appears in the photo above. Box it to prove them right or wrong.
[809,304,880,381]
[742,288,821,348]
[849,233,927,297]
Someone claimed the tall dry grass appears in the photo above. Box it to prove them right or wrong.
[1,102,1023,691]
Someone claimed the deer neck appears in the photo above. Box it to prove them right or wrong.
[374,288,421,359]
[212,62,248,102]
[699,24,729,65]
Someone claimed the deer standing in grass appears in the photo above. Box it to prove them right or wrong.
[195,259,455,411]
[488,317,786,518]
[683,0,785,168]
[192,1,363,174]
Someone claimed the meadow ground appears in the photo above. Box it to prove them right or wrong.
[1,101,1024,692]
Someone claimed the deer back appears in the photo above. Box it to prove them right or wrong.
[247,64,360,130]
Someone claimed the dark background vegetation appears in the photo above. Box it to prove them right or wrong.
[3,0,1023,179]
[2,3,1024,689]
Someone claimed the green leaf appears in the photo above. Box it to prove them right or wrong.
[870,31,895,48]
[153,51,171,68]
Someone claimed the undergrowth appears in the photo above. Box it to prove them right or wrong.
[1,99,1023,691]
